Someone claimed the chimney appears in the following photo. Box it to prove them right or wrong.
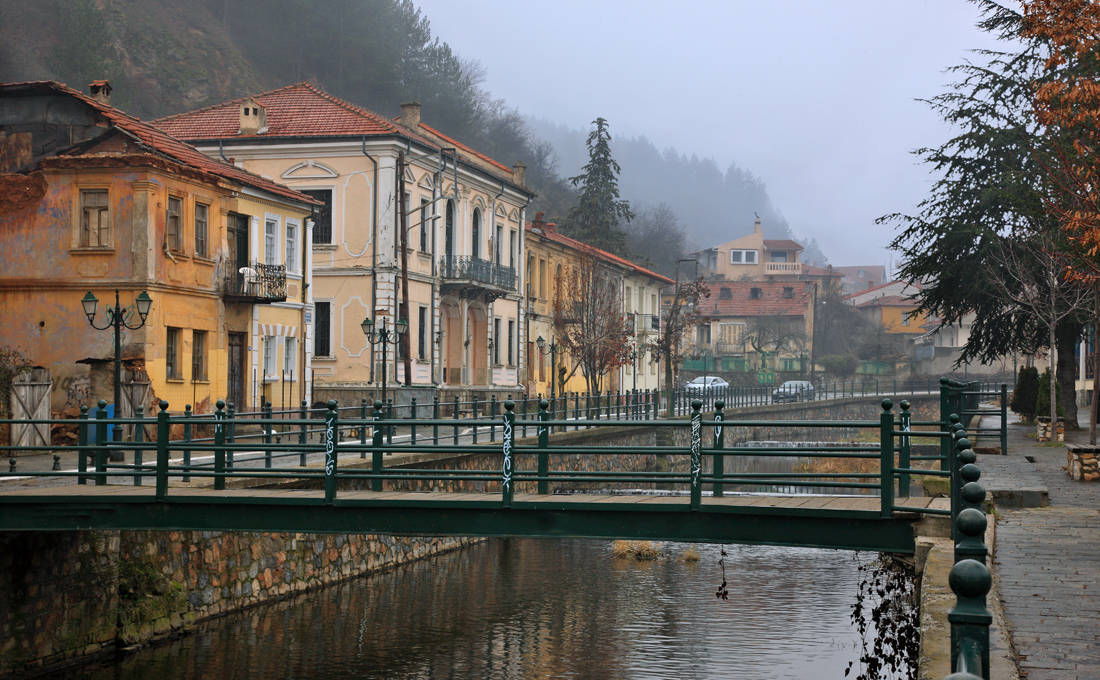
[398,101,421,129]
[753,215,762,234]
[88,80,112,106]
[512,161,526,187]
[239,98,267,135]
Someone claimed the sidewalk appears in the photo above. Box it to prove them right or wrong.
[978,412,1100,680]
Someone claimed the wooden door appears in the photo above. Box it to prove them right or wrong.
[227,332,246,409]
[10,367,50,448]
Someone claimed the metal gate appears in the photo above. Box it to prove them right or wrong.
[10,367,50,449]
[121,368,151,440]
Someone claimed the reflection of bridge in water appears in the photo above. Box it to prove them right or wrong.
[0,379,1006,680]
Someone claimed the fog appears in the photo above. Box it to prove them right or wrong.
[416,0,1009,269]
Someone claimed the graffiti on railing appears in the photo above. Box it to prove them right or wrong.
[501,417,513,494]
[324,417,335,477]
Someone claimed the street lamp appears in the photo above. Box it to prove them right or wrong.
[362,315,407,406]
[82,289,152,444]
[627,342,640,394]
[535,335,558,400]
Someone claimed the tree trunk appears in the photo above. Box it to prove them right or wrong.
[1056,319,1081,429]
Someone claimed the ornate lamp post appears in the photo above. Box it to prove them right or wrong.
[362,315,408,406]
[628,342,639,394]
[81,289,153,443]
[534,335,558,400]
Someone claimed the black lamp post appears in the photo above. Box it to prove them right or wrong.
[628,342,639,394]
[535,335,558,400]
[362,315,408,406]
[82,289,152,443]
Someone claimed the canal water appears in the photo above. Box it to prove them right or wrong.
[58,539,873,680]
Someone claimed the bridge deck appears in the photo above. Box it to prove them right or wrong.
[0,487,947,553]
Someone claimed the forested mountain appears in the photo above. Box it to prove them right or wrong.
[0,0,823,273]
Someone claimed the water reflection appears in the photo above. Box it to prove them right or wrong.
[58,540,866,680]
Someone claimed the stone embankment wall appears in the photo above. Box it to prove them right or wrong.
[0,394,939,677]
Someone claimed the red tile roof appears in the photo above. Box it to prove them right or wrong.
[153,82,522,188]
[525,222,673,284]
[703,281,812,317]
[857,295,916,308]
[763,239,804,251]
[802,264,841,278]
[1,81,317,205]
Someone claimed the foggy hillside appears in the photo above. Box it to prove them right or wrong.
[0,0,825,269]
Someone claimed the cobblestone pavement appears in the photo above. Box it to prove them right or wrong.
[989,418,1100,680]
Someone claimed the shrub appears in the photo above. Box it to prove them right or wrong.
[1010,366,1039,421]
[1035,368,1064,420]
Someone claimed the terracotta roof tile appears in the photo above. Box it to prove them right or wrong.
[763,239,804,251]
[857,295,915,307]
[1,81,317,205]
[525,223,673,284]
[417,122,511,173]
[703,280,812,317]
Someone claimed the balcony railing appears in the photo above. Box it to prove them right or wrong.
[441,256,516,291]
[223,262,287,303]
[765,262,801,274]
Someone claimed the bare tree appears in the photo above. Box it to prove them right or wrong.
[985,230,1091,428]
[652,276,709,415]
[552,255,632,394]
[744,317,807,371]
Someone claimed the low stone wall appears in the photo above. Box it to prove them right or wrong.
[1066,444,1100,481]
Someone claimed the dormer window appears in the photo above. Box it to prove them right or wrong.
[750,287,762,299]
[730,249,757,265]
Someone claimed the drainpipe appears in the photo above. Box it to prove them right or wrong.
[363,137,378,384]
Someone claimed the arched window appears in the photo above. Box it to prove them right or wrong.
[471,208,481,259]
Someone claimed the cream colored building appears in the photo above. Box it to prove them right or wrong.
[692,216,804,280]
[156,83,534,402]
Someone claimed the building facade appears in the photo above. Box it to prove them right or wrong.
[0,81,315,416]
[156,84,534,402]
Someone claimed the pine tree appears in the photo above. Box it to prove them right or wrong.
[562,118,634,255]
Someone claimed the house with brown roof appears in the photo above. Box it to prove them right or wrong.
[685,280,815,381]
[0,80,317,416]
[691,216,805,280]
[155,83,535,402]
[525,214,671,397]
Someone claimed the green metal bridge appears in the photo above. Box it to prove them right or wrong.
[0,378,1003,679]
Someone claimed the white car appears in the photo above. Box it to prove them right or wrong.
[684,376,729,393]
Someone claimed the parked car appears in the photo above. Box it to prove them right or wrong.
[684,376,729,393]
[772,380,815,403]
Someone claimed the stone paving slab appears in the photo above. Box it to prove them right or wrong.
[991,413,1100,680]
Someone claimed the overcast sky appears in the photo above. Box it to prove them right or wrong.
[415,0,1012,269]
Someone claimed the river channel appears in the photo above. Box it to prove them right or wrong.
[57,539,873,680]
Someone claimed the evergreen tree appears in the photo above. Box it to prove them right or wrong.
[562,118,634,254]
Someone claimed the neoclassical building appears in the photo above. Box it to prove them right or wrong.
[156,83,534,402]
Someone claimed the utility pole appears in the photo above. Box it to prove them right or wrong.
[397,152,412,386]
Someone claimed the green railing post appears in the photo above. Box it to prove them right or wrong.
[521,395,529,438]
[690,400,702,510]
[386,399,394,445]
[502,400,515,508]
[372,400,384,491]
[94,400,108,486]
[452,395,460,444]
[155,401,170,499]
[298,401,308,467]
[226,402,236,468]
[490,394,497,441]
[712,400,725,497]
[899,400,911,497]
[263,401,273,469]
[537,399,550,495]
[410,397,418,445]
[879,399,895,517]
[472,396,479,445]
[77,405,89,485]
[360,398,369,459]
[213,400,226,491]
[433,395,440,445]
[182,404,192,483]
[1000,383,1008,455]
[324,400,338,503]
[133,404,145,486]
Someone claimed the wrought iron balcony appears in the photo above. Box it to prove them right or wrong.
[441,256,516,293]
[223,262,287,303]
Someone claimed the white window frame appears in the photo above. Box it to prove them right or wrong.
[264,215,280,265]
[284,336,297,378]
[730,249,758,265]
[285,218,300,274]
[263,336,277,381]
